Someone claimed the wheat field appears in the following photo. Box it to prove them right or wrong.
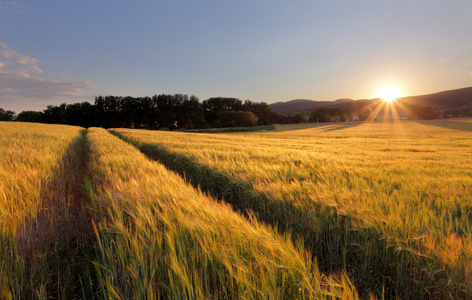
[1,119,471,299]
[0,122,357,299]
[112,119,472,299]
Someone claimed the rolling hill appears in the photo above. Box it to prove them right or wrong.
[270,86,472,115]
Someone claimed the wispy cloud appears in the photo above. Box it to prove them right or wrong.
[0,1,25,13]
[0,69,96,99]
[0,41,41,73]
[0,41,97,112]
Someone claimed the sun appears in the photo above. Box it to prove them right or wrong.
[377,86,402,102]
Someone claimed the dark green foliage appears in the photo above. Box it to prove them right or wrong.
[242,100,274,125]
[16,110,44,123]
[202,97,243,115]
[151,94,206,129]
[43,104,67,124]
[214,111,258,127]
[118,96,151,129]
[442,108,472,118]
[403,103,436,120]
[64,102,96,128]
[14,94,285,129]
[309,107,353,123]
[290,111,308,123]
[202,97,243,125]
[0,108,15,121]
[356,107,373,121]
[94,95,123,128]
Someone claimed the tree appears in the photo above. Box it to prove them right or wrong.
[119,96,153,128]
[357,107,373,121]
[94,95,123,128]
[202,97,243,124]
[179,95,205,129]
[63,102,96,127]
[215,111,258,127]
[16,111,44,123]
[0,108,15,121]
[243,100,276,125]
[153,94,180,129]
[203,97,243,112]
[406,104,435,120]
[308,107,353,123]
[309,107,331,122]
[291,111,307,123]
[43,103,67,124]
[443,108,472,118]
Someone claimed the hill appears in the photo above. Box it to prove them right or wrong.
[270,99,334,115]
[270,86,472,115]
[400,86,472,108]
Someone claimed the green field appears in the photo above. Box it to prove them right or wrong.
[1,119,471,299]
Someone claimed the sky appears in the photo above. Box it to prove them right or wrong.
[1,1,472,113]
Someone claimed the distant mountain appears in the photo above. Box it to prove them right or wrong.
[399,86,472,108]
[270,86,472,115]
[270,99,333,115]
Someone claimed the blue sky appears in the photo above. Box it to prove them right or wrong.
[1,1,472,112]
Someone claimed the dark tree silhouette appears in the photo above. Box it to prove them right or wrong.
[94,95,123,128]
[13,93,283,129]
[405,104,435,120]
[242,100,276,125]
[16,111,44,123]
[290,111,307,123]
[215,111,258,127]
[43,104,66,124]
[64,102,96,127]
[357,107,373,121]
[202,97,243,125]
[0,108,15,121]
[309,107,332,123]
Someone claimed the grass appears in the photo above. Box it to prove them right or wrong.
[0,122,83,236]
[0,121,95,298]
[112,119,472,299]
[0,121,358,299]
[180,124,276,133]
[2,119,471,299]
[87,127,357,299]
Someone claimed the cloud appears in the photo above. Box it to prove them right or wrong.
[0,69,96,99]
[0,1,25,13]
[0,41,97,111]
[0,41,42,73]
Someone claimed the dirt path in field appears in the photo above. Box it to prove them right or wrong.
[16,129,93,255]
[14,129,97,297]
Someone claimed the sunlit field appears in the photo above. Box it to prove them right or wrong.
[0,122,357,299]
[87,127,356,299]
[2,119,471,299]
[0,122,92,298]
[113,119,472,299]
[0,122,83,236]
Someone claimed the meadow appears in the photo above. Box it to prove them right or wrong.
[113,119,472,299]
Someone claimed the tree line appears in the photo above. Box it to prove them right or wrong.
[0,108,15,121]
[2,95,291,129]
[442,108,472,118]
[2,94,456,128]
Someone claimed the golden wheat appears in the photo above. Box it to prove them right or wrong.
[87,127,358,299]
[113,119,472,298]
